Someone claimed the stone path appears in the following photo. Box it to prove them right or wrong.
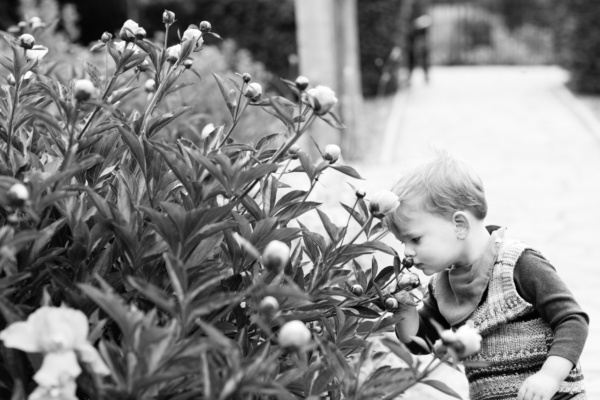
[295,66,600,398]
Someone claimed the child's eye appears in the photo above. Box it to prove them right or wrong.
[411,237,421,244]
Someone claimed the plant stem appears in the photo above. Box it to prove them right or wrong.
[338,198,358,245]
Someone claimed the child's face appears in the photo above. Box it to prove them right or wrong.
[392,209,464,275]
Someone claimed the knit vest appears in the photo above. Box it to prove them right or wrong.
[454,239,585,400]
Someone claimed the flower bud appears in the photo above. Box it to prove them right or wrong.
[351,284,364,296]
[306,85,337,115]
[179,59,191,70]
[278,320,311,349]
[385,297,399,310]
[394,290,419,306]
[101,31,112,43]
[19,33,35,49]
[7,74,16,86]
[166,44,181,63]
[262,240,290,271]
[242,73,251,83]
[136,59,150,72]
[454,324,482,358]
[73,79,95,102]
[355,188,366,198]
[369,190,400,219]
[402,257,414,269]
[182,27,203,50]
[244,82,262,102]
[120,19,139,42]
[322,144,341,164]
[287,144,300,159]
[7,183,29,206]
[199,21,212,33]
[295,75,309,91]
[135,27,147,40]
[259,296,279,315]
[144,79,156,93]
[200,123,215,140]
[396,272,420,291]
[162,10,175,25]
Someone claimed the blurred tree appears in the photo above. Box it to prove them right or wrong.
[553,0,600,94]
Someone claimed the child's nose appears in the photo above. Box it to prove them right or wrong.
[404,244,416,258]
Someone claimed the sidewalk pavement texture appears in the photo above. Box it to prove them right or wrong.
[288,66,600,399]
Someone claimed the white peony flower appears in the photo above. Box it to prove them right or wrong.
[306,85,338,115]
[0,306,110,388]
[369,190,400,218]
[182,27,203,50]
[166,44,182,63]
[120,19,139,41]
[25,45,48,61]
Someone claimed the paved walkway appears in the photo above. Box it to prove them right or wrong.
[299,66,600,398]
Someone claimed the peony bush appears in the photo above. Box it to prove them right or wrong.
[0,11,479,400]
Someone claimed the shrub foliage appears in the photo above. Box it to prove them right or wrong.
[0,12,464,400]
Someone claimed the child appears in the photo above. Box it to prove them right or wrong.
[385,152,588,400]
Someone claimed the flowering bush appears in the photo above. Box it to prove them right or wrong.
[0,11,473,400]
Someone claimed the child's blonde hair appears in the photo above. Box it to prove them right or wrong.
[385,151,487,236]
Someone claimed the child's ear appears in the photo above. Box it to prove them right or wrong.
[452,211,470,240]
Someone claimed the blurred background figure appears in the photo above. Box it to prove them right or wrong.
[406,0,432,85]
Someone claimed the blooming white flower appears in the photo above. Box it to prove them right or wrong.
[166,44,182,63]
[114,40,127,54]
[322,144,341,164]
[278,320,311,349]
[0,306,110,388]
[73,79,95,101]
[25,45,49,61]
[369,190,400,218]
[306,85,338,115]
[182,27,203,50]
[244,82,262,102]
[262,240,290,271]
[120,19,139,41]
[29,379,77,400]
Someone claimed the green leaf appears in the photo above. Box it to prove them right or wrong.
[330,164,363,179]
[212,72,235,117]
[147,106,193,138]
[268,96,295,126]
[117,126,146,176]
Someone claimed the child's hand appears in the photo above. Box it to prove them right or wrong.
[517,371,560,400]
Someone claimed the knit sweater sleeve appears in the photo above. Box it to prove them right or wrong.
[514,250,589,365]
